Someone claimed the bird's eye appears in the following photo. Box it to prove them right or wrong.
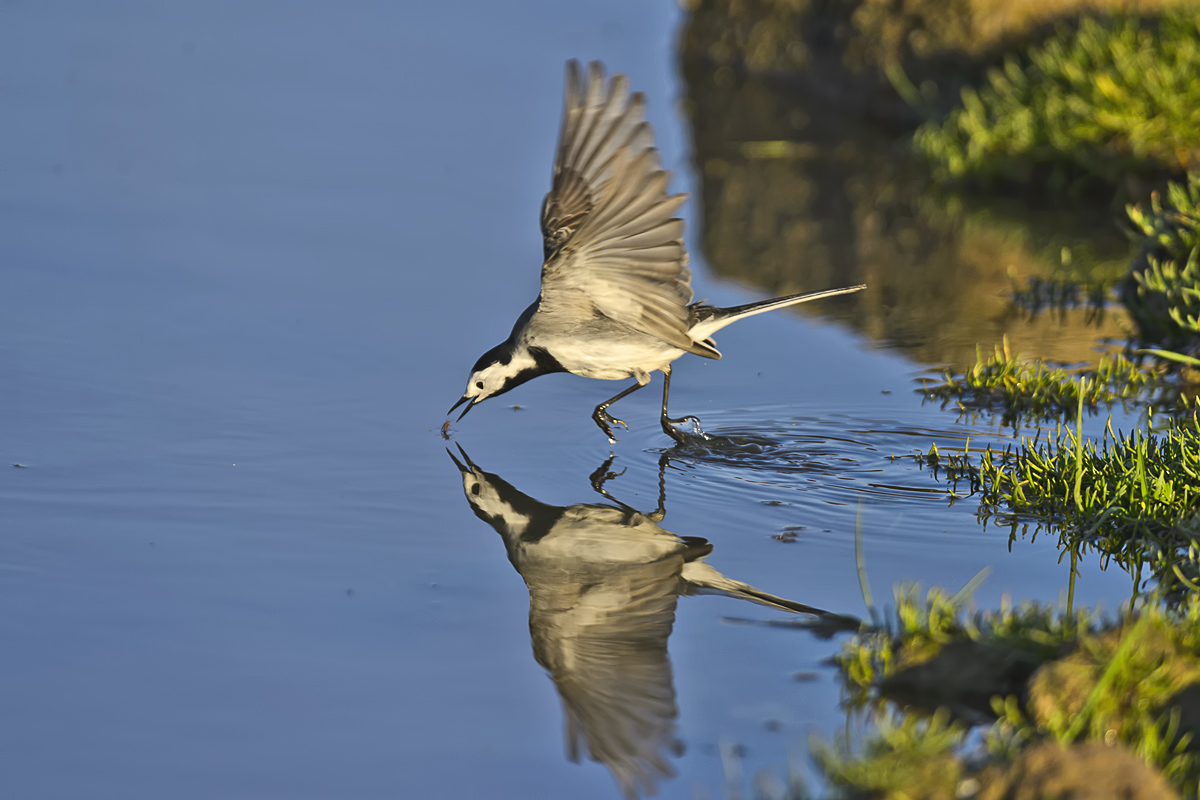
[475,381,484,390]
[470,483,481,495]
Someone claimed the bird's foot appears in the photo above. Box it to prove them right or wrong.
[661,415,702,444]
[592,407,629,441]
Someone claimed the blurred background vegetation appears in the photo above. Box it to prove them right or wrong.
[677,0,1200,370]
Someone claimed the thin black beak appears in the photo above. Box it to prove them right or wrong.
[448,395,477,421]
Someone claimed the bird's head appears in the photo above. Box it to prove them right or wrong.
[449,342,529,421]
[448,341,561,422]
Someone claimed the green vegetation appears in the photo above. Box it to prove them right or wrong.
[683,0,1197,125]
[812,710,966,799]
[817,585,1200,797]
[846,0,1193,71]
[837,581,1081,702]
[889,177,1200,793]
[920,338,1159,425]
[684,0,1200,196]
[933,174,1200,422]
[1125,173,1200,353]
[914,11,1200,193]
[976,408,1200,590]
[682,5,1200,796]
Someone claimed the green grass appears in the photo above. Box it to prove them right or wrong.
[1124,173,1200,353]
[811,709,967,800]
[914,11,1200,193]
[991,611,1200,785]
[976,409,1200,588]
[819,586,1200,797]
[837,579,1086,702]
[920,337,1160,426]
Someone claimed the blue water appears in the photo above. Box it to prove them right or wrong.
[1,2,1133,798]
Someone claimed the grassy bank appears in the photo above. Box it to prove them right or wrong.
[914,11,1200,195]
[812,586,1200,797]
[683,1,1200,197]
[804,175,1200,796]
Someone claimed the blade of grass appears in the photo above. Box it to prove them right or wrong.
[1061,614,1150,744]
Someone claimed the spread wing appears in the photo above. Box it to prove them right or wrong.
[539,61,717,358]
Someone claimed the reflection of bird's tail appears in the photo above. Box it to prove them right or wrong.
[681,561,829,616]
[689,285,866,341]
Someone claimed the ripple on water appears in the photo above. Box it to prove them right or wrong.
[650,406,1018,520]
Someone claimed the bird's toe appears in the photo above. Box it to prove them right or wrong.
[592,407,629,440]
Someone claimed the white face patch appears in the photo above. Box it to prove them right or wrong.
[464,349,540,402]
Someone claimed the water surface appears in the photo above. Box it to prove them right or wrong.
[2,2,1134,798]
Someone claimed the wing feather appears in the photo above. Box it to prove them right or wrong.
[539,61,710,356]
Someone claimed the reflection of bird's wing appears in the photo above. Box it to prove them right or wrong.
[529,552,685,800]
[538,61,717,358]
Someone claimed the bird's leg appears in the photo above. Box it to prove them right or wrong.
[592,380,645,440]
[660,365,700,443]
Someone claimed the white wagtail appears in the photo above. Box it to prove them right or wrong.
[449,61,865,442]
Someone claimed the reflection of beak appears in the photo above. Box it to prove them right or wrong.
[448,395,476,421]
[446,444,478,473]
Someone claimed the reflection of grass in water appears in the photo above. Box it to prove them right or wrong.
[883,379,1197,595]
[1009,271,1115,320]
[680,63,1134,369]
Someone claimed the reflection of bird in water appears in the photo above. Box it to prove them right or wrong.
[448,446,835,799]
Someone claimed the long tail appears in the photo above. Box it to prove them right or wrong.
[689,284,866,344]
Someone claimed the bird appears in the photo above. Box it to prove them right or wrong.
[448,60,865,442]
[447,445,841,799]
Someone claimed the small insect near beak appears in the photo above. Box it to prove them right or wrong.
[448,395,476,421]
